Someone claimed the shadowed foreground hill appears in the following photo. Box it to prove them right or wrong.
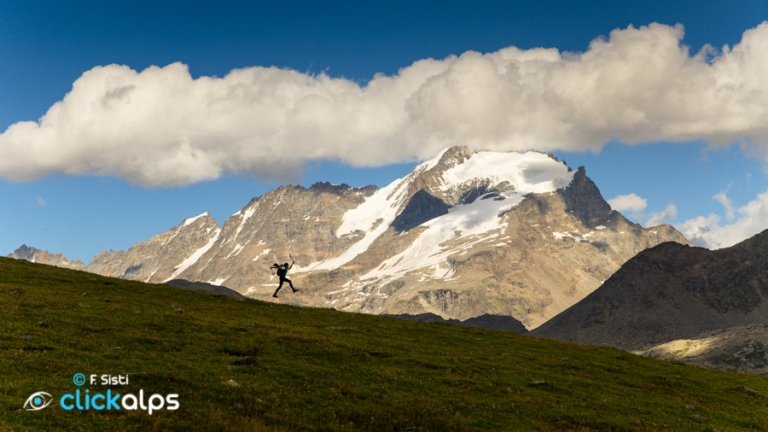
[164,278,246,298]
[2,257,768,431]
[387,313,528,334]
[533,229,768,351]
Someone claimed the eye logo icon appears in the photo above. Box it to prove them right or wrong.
[24,392,53,411]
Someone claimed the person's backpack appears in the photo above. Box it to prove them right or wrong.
[277,265,287,277]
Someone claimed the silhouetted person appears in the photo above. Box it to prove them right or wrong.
[270,261,297,297]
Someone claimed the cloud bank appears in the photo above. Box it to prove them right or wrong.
[4,22,768,186]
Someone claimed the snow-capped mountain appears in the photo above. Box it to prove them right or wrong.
[10,146,688,329]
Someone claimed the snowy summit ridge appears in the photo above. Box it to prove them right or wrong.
[435,149,574,194]
[312,147,575,273]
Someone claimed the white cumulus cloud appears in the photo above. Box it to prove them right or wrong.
[680,190,768,249]
[5,22,768,186]
[607,193,647,212]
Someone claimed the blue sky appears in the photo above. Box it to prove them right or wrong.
[2,1,768,261]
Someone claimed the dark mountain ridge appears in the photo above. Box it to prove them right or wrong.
[386,313,529,334]
[533,229,768,350]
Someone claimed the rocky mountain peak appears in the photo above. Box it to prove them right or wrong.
[9,244,38,261]
[8,244,86,271]
[559,166,615,228]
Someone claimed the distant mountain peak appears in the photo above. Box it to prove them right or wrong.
[8,244,86,270]
[9,244,38,261]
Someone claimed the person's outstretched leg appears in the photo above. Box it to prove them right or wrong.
[273,279,284,298]
[286,277,297,293]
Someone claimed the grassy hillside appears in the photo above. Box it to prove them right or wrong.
[2,257,768,431]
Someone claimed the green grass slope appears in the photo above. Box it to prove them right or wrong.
[1,257,768,431]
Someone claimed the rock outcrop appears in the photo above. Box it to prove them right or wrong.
[637,324,768,375]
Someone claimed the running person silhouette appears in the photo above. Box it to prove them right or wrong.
[270,259,297,298]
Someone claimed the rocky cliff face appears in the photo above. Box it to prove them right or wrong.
[9,146,689,329]
[532,229,768,349]
[87,213,221,282]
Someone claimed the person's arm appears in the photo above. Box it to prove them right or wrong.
[288,262,294,270]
